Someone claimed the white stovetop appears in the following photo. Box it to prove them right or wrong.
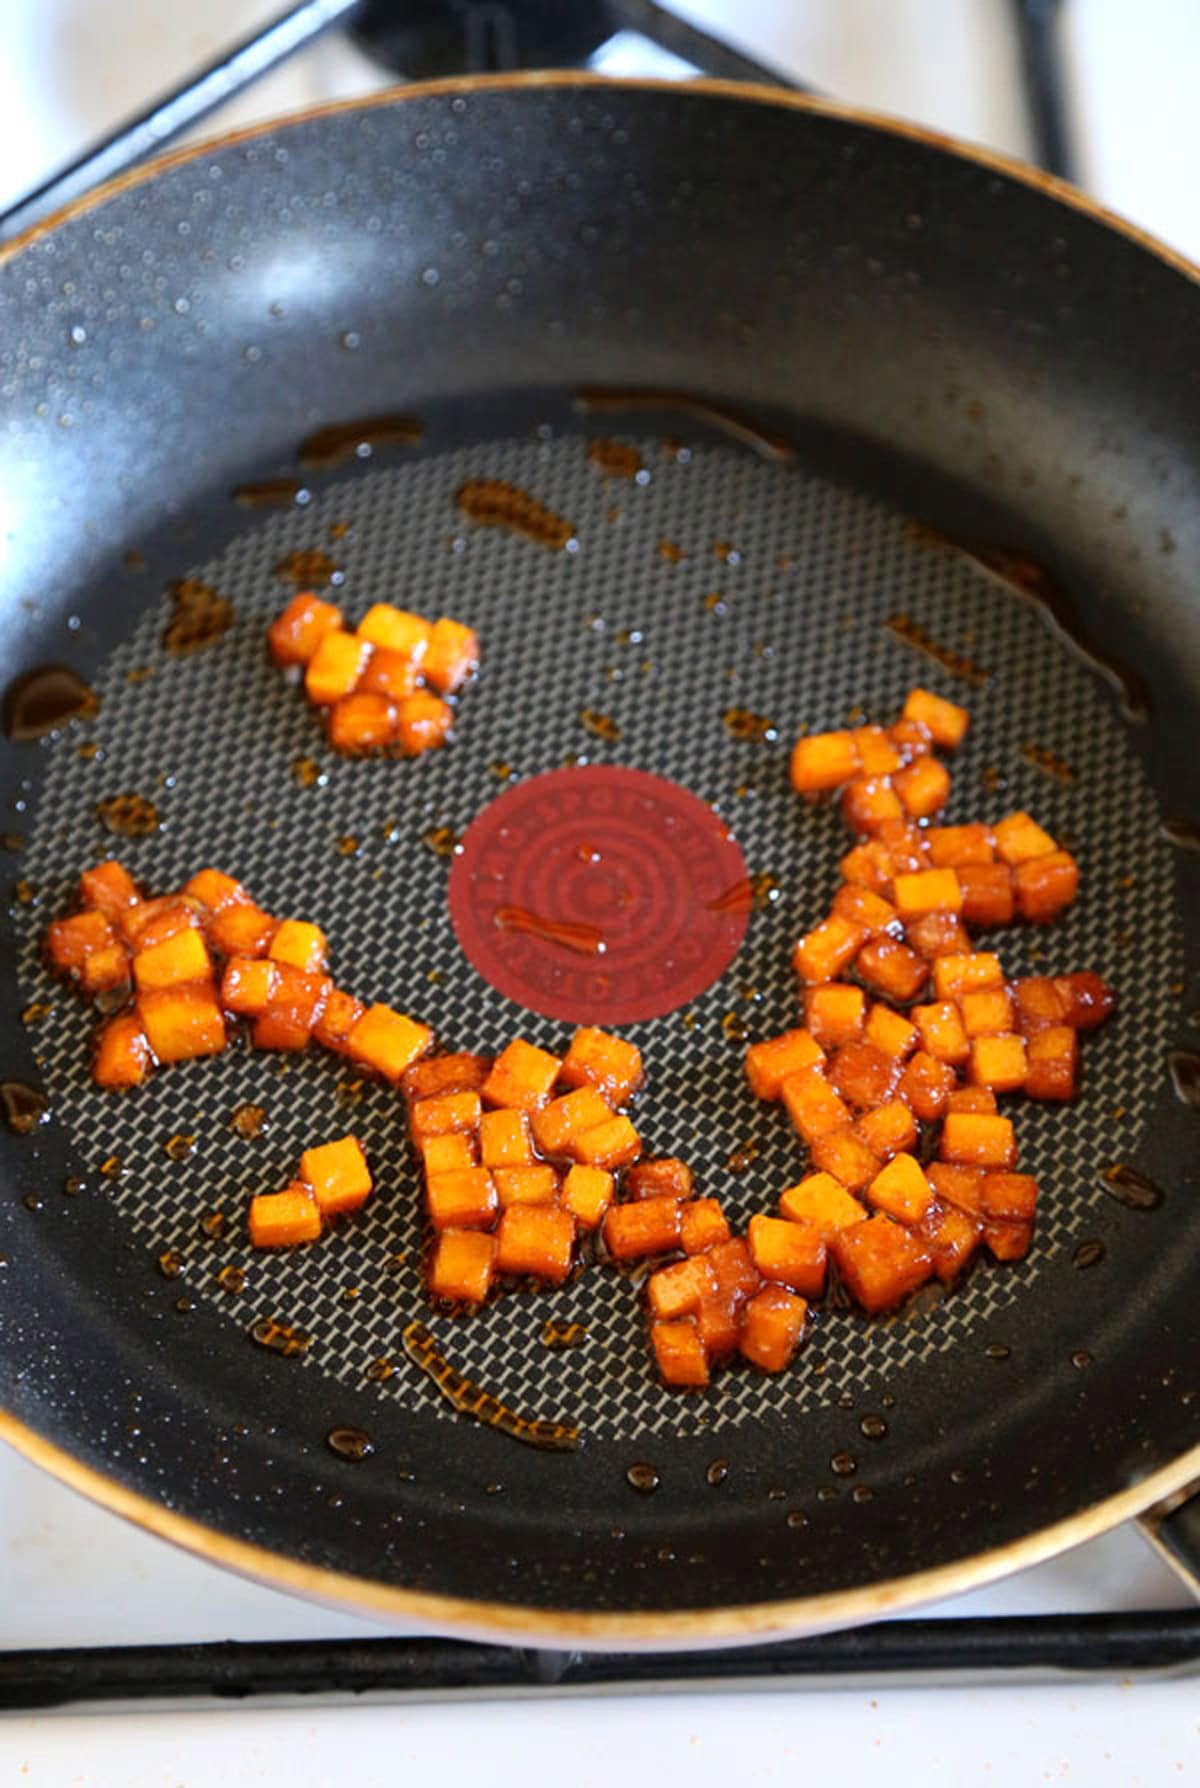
[1,0,1199,1779]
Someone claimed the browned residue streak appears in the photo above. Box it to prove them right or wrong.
[576,388,796,462]
[4,665,98,739]
[657,538,686,564]
[402,1320,579,1451]
[587,438,643,478]
[1021,741,1076,784]
[456,479,574,549]
[298,415,423,467]
[722,707,776,742]
[163,580,234,655]
[580,709,621,743]
[884,614,990,687]
[494,905,605,958]
[96,793,161,837]
[232,479,305,508]
[274,548,338,587]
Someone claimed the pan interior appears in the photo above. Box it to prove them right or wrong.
[12,408,1181,1443]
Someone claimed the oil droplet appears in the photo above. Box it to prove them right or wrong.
[77,740,101,761]
[712,540,741,564]
[23,1193,44,1212]
[422,825,461,858]
[852,1485,874,1504]
[1071,1348,1093,1369]
[274,548,337,586]
[231,1103,266,1139]
[580,709,621,743]
[881,1392,896,1408]
[336,1077,365,1106]
[1167,1051,1200,1107]
[157,1249,184,1279]
[706,1457,729,1487]
[541,1320,588,1349]
[1099,1163,1164,1211]
[217,1264,246,1295]
[98,1154,122,1180]
[884,613,989,686]
[298,414,423,467]
[494,905,605,957]
[831,1452,857,1477]
[456,479,574,549]
[163,1132,195,1162]
[4,664,99,738]
[722,707,777,743]
[725,1140,759,1174]
[232,478,305,508]
[626,1462,660,1494]
[985,1343,1011,1361]
[162,579,234,655]
[488,760,513,782]
[250,1317,312,1356]
[20,1000,54,1025]
[364,1356,394,1381]
[786,1509,807,1528]
[860,1414,888,1440]
[96,793,161,837]
[336,835,360,858]
[950,1467,968,1484]
[1021,741,1076,784]
[63,1176,84,1196]
[657,538,685,564]
[721,1012,749,1043]
[587,438,643,478]
[1161,817,1200,852]
[327,1425,375,1462]
[290,755,326,789]
[0,1081,48,1135]
[817,1485,839,1503]
[200,1209,227,1239]
[175,1294,197,1314]
[1073,1238,1106,1270]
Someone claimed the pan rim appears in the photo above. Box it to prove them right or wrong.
[1,69,1197,1645]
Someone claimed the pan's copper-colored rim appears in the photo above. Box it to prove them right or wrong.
[2,72,1198,1645]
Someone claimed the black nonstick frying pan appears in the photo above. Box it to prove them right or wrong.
[0,75,1198,1647]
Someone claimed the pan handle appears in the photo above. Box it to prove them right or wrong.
[1138,1485,1200,1599]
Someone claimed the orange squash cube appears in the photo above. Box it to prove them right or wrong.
[300,1135,373,1215]
[79,858,141,919]
[328,692,396,754]
[561,1164,615,1229]
[919,1199,983,1283]
[356,603,432,659]
[832,883,899,934]
[479,1108,534,1168]
[220,956,278,1016]
[627,1158,694,1201]
[346,1003,433,1082]
[573,1113,642,1169]
[410,1089,482,1141]
[129,899,203,953]
[304,630,369,705]
[46,909,117,975]
[864,1003,919,1060]
[793,914,866,984]
[878,815,932,870]
[897,1049,958,1120]
[560,1026,643,1105]
[852,725,903,776]
[268,592,343,666]
[680,1197,730,1254]
[93,1012,154,1089]
[888,718,935,764]
[894,756,951,818]
[926,823,995,868]
[747,1214,827,1296]
[1012,975,1071,1033]
[253,965,331,1052]
[425,1166,497,1231]
[132,926,210,993]
[739,1286,808,1373]
[429,1228,496,1303]
[745,1028,825,1100]
[867,1151,934,1223]
[993,811,1056,866]
[854,1099,919,1160]
[531,1085,613,1155]
[356,646,420,701]
[421,1133,477,1175]
[1054,972,1116,1031]
[969,1033,1028,1092]
[423,617,479,694]
[482,1039,562,1111]
[80,942,131,995]
[804,983,867,1048]
[940,1112,1017,1169]
[810,1126,881,1193]
[905,912,973,961]
[856,934,928,1002]
[647,1254,718,1319]
[790,729,861,793]
[927,1160,987,1217]
[180,868,243,914]
[394,691,453,754]
[828,1039,901,1108]
[651,1319,710,1388]
[893,868,963,920]
[932,954,1003,1002]
[960,987,1014,1037]
[494,1164,560,1207]
[403,1052,491,1101]
[946,1085,998,1113]
[840,775,904,834]
[137,984,226,1064]
[957,863,1015,928]
[249,1185,321,1248]
[208,899,278,960]
[840,839,896,894]
[312,988,364,1053]
[781,1067,853,1143]
[981,1171,1038,1223]
[902,687,970,749]
[695,1295,743,1364]
[778,1172,865,1234]
[495,1204,575,1281]
[985,1220,1033,1261]
[832,1214,933,1313]
[701,1237,762,1338]
[1014,851,1079,922]
[603,1197,683,1261]
[1025,1025,1078,1101]
[911,1001,970,1067]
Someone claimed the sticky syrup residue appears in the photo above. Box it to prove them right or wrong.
[162,579,234,655]
[402,1321,579,1451]
[327,1425,374,1461]
[298,414,423,467]
[1099,1163,1164,1211]
[250,1317,312,1356]
[0,1081,48,1134]
[162,1132,196,1162]
[725,1139,760,1174]
[232,478,306,508]
[4,665,98,739]
[657,538,685,564]
[199,1209,227,1239]
[217,1264,246,1295]
[579,709,621,743]
[575,388,796,462]
[290,755,326,789]
[1021,741,1076,784]
[96,792,161,837]
[1167,1051,1200,1107]
[884,614,989,687]
[274,548,338,587]
[1073,1238,1106,1269]
[231,1103,266,1139]
[157,1249,184,1279]
[494,905,605,958]
[422,825,461,859]
[587,438,643,478]
[626,1462,660,1494]
[722,708,777,743]
[456,479,574,550]
[1161,817,1200,852]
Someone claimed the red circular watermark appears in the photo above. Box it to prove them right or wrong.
[448,767,751,1024]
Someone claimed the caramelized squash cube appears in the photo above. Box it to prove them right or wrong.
[648,1254,718,1319]
[1025,1025,1078,1101]
[790,729,861,793]
[896,1049,958,1120]
[253,965,331,1052]
[132,926,211,993]
[747,1214,827,1296]
[905,916,972,964]
[304,630,369,705]
[573,1113,642,1169]
[393,691,453,755]
[403,1052,492,1101]
[248,1185,321,1248]
[479,1108,534,1168]
[180,868,243,915]
[893,868,963,921]
[421,1133,477,1175]
[346,1003,433,1082]
[356,604,432,659]
[130,900,203,953]
[810,1126,881,1193]
[739,1285,808,1373]
[426,1167,498,1232]
[494,1164,559,1207]
[852,725,903,776]
[745,1028,825,1100]
[894,756,951,819]
[627,1157,694,1201]
[946,1085,998,1113]
[940,1112,1017,1169]
[561,1164,615,1229]
[960,987,1014,1038]
[79,858,141,919]
[356,646,419,701]
[46,909,117,974]
[429,1228,496,1303]
[864,1003,919,1060]
[927,824,995,868]
[804,984,867,1049]
[982,1171,1038,1223]
[840,839,895,894]
[927,1161,987,1217]
[840,775,904,834]
[651,1319,710,1388]
[312,988,364,1053]
[932,953,1004,1002]
[832,1214,933,1313]
[697,1239,761,1355]
[531,1085,613,1155]
[560,1026,643,1106]
[828,1039,900,1109]
[793,915,867,984]
[1054,972,1116,1031]
[1014,850,1079,922]
[300,1135,372,1215]
[268,592,343,666]
[778,1172,865,1234]
[328,692,396,754]
[919,1199,983,1283]
[680,1197,730,1254]
[957,862,1015,928]
[832,883,899,934]
[902,687,969,749]
[984,1220,1033,1261]
[495,1204,575,1281]
[781,1067,852,1143]
[875,818,931,872]
[1012,975,1071,1034]
[867,1151,934,1223]
[410,1089,483,1141]
[208,899,277,960]
[93,1012,153,1089]
[993,811,1056,866]
[423,617,479,694]
[482,1039,562,1111]
[856,935,928,1002]
[603,1196,682,1260]
[79,942,131,995]
[854,1099,919,1160]
[220,956,278,1016]
[969,1033,1028,1092]
[137,984,226,1064]
[911,1001,970,1067]
[888,717,934,762]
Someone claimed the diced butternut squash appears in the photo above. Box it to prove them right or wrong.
[854,1099,919,1160]
[969,1033,1028,1092]
[984,1220,1033,1261]
[429,1228,496,1303]
[79,858,141,919]
[531,1085,613,1155]
[902,687,969,749]
[745,1028,825,1100]
[781,1067,853,1143]
[888,717,934,761]
[93,1012,153,1089]
[993,811,1056,866]
[482,1039,562,1111]
[421,1133,477,1175]
[981,1171,1038,1223]
[648,1254,718,1319]
[410,1089,483,1141]
[911,1001,970,1067]
[394,692,453,754]
[960,987,1014,1038]
[856,935,928,1002]
[426,1167,497,1231]
[946,1085,997,1114]
[423,618,479,694]
[46,909,117,974]
[1025,1025,1078,1101]
[574,1113,642,1170]
[927,1160,987,1217]
[495,1204,575,1281]
[356,646,420,701]
[181,868,243,914]
[603,1197,682,1260]
[897,1049,958,1120]
[748,1213,827,1295]
[698,1239,762,1355]
[268,592,343,666]
[328,692,396,754]
[680,1197,730,1254]
[304,630,370,705]
[312,988,364,1053]
[927,824,994,868]
[841,775,904,833]
[932,954,1004,1002]
[810,1126,881,1193]
[253,966,331,1052]
[864,1003,919,1060]
[651,1319,709,1388]
[852,725,903,776]
[627,1158,694,1201]
[779,1172,865,1234]
[1011,975,1071,1033]
[940,1112,1017,1169]
[804,983,866,1049]
[132,900,202,952]
[356,603,432,659]
[560,1026,643,1105]
[828,1039,900,1109]
[561,1164,615,1229]
[137,984,226,1064]
[208,899,277,959]
[1055,972,1116,1030]
[479,1108,534,1168]
[403,1053,492,1101]
[300,1135,372,1215]
[904,912,973,960]
[919,1199,983,1284]
[957,863,1015,928]
[893,868,962,920]
[840,838,895,894]
[832,1214,933,1313]
[79,942,131,995]
[1014,850,1079,922]
[493,1165,559,1207]
[894,756,951,818]
[832,883,898,934]
[867,1151,934,1223]
[132,925,211,993]
[249,1184,322,1248]
[793,914,867,984]
[739,1285,807,1373]
[346,1003,433,1082]
[220,956,278,1016]
[791,729,861,793]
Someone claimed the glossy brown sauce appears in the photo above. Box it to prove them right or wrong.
[275,548,338,587]
[1167,1050,1200,1107]
[575,388,796,462]
[705,1458,729,1486]
[721,1011,749,1043]
[402,1320,580,1451]
[456,479,574,550]
[884,614,989,687]
[587,438,643,478]
[626,1462,660,1494]
[96,793,161,837]
[722,708,777,743]
[327,1425,374,1461]
[0,1082,48,1134]
[4,665,98,739]
[232,479,306,508]
[1073,1238,1106,1270]
[250,1317,312,1356]
[298,414,423,468]
[162,579,234,656]
[1099,1163,1163,1211]
[579,709,621,743]
[494,904,605,958]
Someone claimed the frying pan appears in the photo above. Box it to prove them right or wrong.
[0,74,1198,1649]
